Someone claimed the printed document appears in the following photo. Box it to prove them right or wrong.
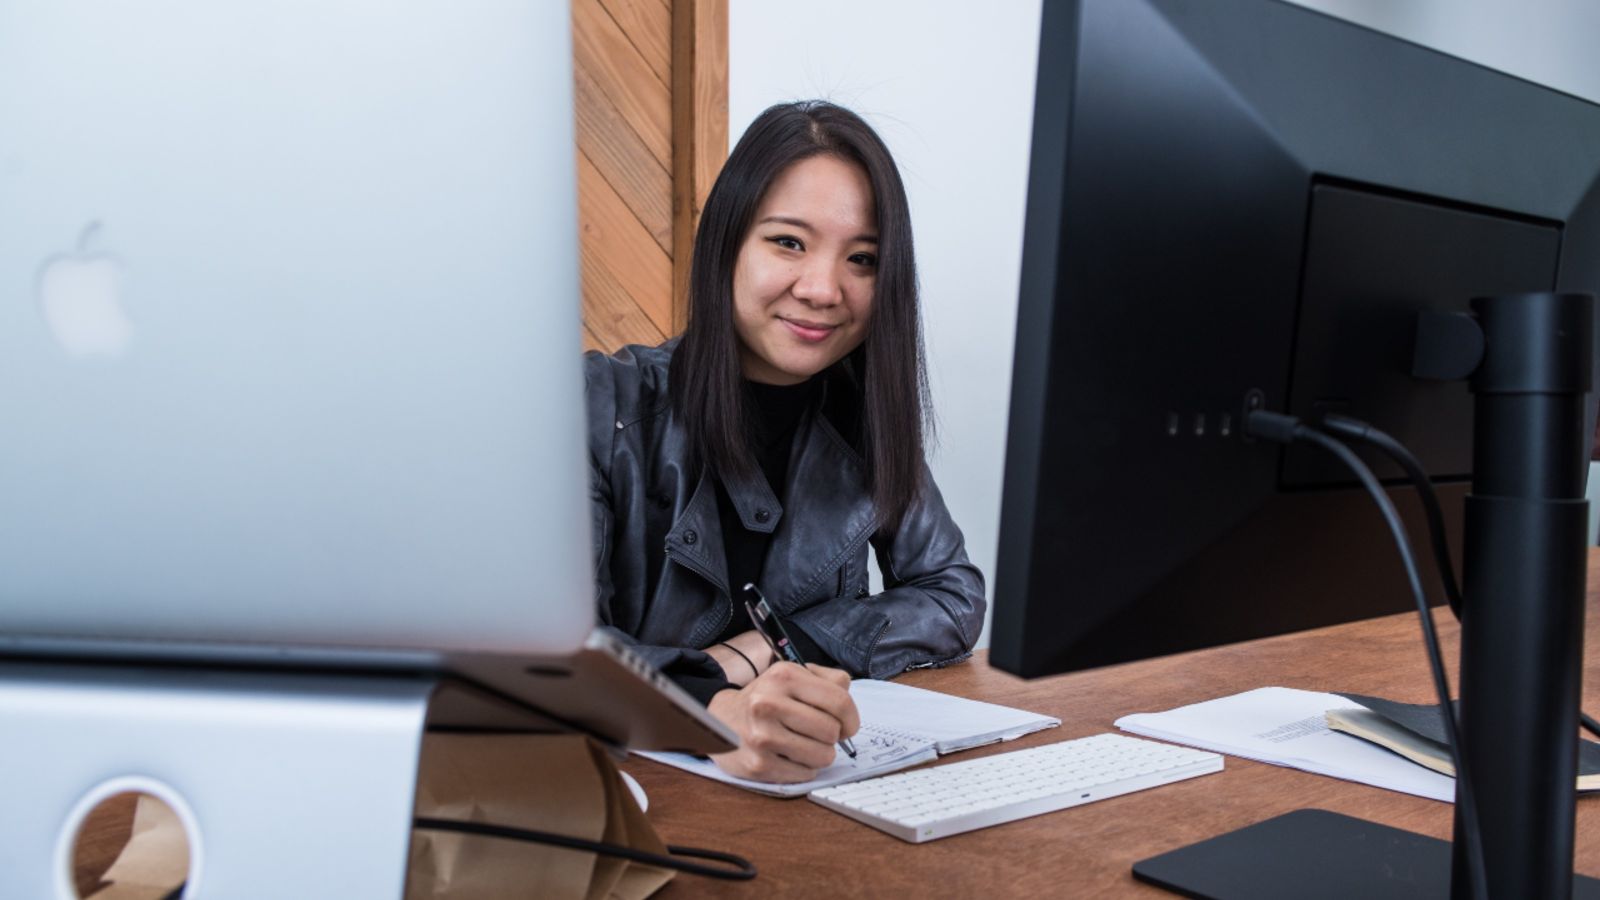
[1115,686,1456,802]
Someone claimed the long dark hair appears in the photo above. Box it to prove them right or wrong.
[669,100,930,534]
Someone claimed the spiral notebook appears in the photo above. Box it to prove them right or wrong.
[633,678,1059,797]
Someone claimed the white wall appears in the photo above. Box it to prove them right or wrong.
[1286,0,1600,105]
[730,0,1599,649]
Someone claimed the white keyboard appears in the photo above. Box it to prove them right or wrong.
[808,733,1222,843]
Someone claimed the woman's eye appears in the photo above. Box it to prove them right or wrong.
[849,253,878,268]
[768,235,803,251]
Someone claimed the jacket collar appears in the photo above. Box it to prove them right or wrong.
[720,463,781,535]
[761,405,877,613]
[665,389,876,616]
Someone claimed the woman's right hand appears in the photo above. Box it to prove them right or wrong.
[705,661,861,783]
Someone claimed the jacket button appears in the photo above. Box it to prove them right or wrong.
[755,508,771,524]
[683,529,698,546]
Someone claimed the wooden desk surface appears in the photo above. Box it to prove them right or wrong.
[628,551,1600,898]
[75,552,1600,898]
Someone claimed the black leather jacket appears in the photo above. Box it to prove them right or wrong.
[585,340,986,685]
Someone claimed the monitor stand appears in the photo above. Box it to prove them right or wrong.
[1134,292,1597,899]
[1134,809,1600,899]
[0,661,437,900]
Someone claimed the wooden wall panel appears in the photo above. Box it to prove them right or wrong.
[580,241,668,352]
[574,0,672,167]
[671,0,728,335]
[574,0,726,355]
[578,151,673,337]
[574,63,672,254]
[599,0,671,85]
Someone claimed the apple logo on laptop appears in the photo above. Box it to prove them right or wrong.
[36,221,134,358]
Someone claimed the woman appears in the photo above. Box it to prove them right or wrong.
[587,101,985,783]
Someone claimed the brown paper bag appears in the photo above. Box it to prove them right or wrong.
[86,794,190,900]
[407,733,674,900]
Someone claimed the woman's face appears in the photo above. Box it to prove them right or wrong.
[731,154,878,385]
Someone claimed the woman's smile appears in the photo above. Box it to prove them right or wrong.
[779,316,839,343]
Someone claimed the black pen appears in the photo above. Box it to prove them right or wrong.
[742,583,858,759]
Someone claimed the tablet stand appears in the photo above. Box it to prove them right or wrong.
[0,662,437,900]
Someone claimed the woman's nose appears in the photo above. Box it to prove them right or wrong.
[792,260,844,307]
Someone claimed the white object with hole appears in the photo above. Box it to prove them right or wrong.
[1,664,433,900]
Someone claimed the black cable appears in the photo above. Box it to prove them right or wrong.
[413,816,758,881]
[149,817,756,899]
[1317,415,1465,616]
[1248,410,1489,900]
[1318,413,1600,742]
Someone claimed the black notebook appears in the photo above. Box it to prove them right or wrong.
[1326,692,1600,792]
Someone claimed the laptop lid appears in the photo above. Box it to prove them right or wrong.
[0,2,595,660]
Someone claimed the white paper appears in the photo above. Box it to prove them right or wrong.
[635,678,1058,796]
[636,722,939,797]
[849,678,1059,752]
[1115,686,1457,802]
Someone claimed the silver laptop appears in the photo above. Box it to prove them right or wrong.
[0,1,733,753]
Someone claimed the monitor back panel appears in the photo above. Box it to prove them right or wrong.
[0,1,595,659]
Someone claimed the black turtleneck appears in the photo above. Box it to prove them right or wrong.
[717,377,817,617]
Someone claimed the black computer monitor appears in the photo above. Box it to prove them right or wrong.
[990,0,1600,895]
